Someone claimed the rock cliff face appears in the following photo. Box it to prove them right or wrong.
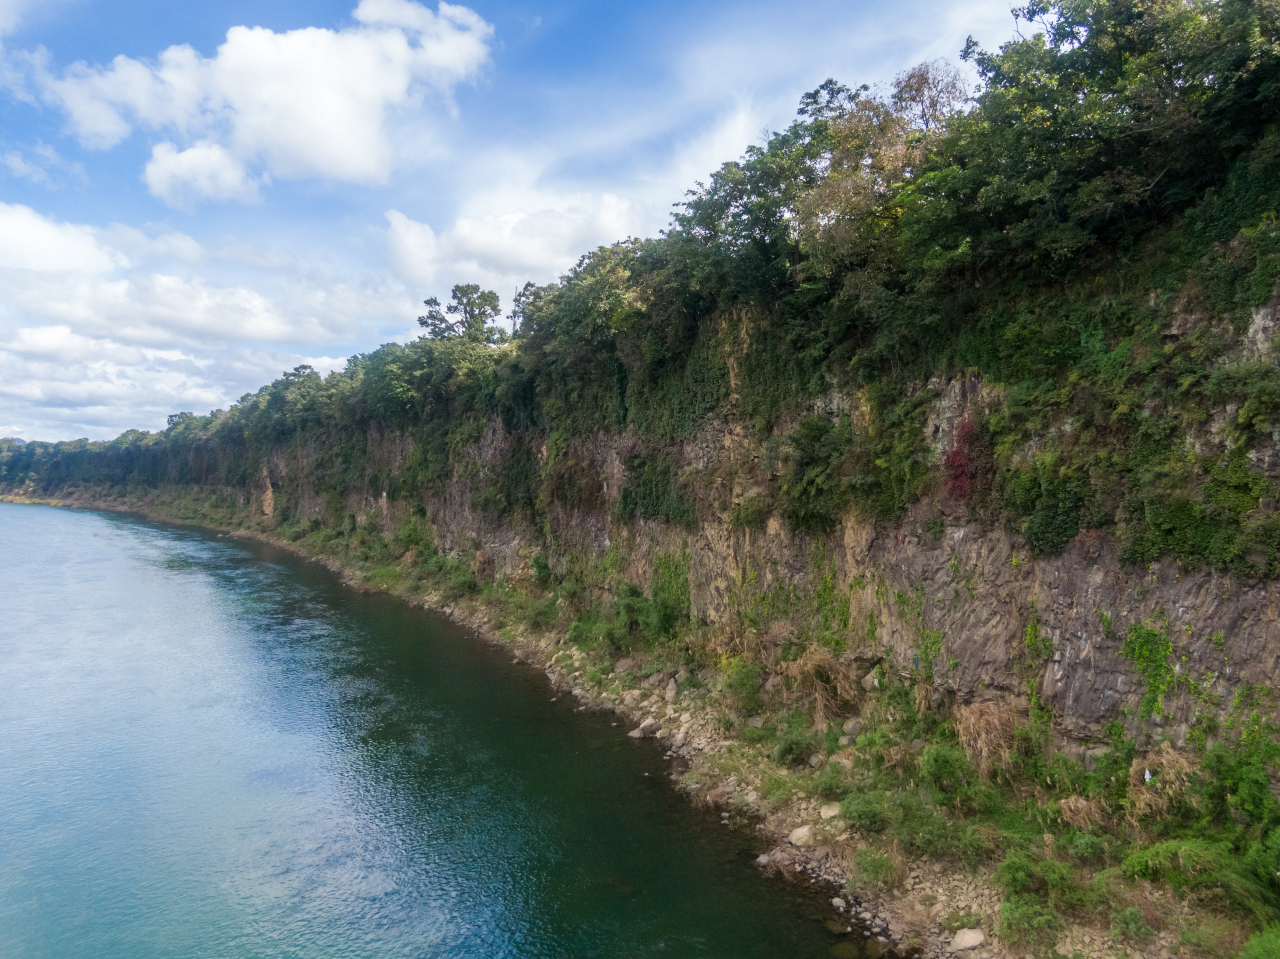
[273,378,1280,755]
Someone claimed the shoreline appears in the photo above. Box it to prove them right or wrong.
[0,493,1194,959]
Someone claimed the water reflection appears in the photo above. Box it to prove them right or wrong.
[0,503,878,958]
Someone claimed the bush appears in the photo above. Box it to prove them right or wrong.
[815,762,851,800]
[1241,924,1280,959]
[772,725,816,767]
[1109,906,1155,942]
[919,743,972,795]
[729,495,772,530]
[531,551,554,586]
[997,894,1061,949]
[1060,830,1106,863]
[446,568,480,598]
[841,793,889,832]
[724,658,764,714]
[855,848,898,886]
[1122,838,1278,920]
[940,911,982,934]
[890,793,955,858]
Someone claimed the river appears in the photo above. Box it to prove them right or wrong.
[0,503,875,958]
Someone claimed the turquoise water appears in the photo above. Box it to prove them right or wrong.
[0,504,871,958]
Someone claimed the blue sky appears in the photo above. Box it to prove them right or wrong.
[0,0,1019,440]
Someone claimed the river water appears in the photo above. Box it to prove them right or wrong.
[0,504,874,959]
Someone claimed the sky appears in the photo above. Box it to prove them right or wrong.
[0,0,1021,441]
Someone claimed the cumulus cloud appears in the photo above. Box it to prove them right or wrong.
[0,204,412,439]
[25,0,492,206]
[386,191,645,294]
[0,202,128,272]
[144,141,260,209]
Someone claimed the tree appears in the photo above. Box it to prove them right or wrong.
[508,281,550,338]
[796,60,964,289]
[418,284,507,344]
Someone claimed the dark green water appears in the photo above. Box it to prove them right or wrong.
[0,503,871,959]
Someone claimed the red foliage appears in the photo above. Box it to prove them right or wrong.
[945,419,988,501]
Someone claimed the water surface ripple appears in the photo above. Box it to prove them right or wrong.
[0,503,866,958]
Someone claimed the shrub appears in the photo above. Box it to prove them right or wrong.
[841,793,889,832]
[741,723,775,745]
[997,894,1061,949]
[855,848,898,886]
[940,911,982,934]
[1122,838,1278,920]
[890,793,955,857]
[724,658,764,714]
[531,551,554,585]
[815,762,851,800]
[446,568,480,598]
[772,724,816,767]
[729,495,772,530]
[919,743,972,796]
[1241,924,1280,959]
[1060,830,1106,863]
[1110,906,1155,942]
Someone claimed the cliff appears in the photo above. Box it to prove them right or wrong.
[7,2,1280,951]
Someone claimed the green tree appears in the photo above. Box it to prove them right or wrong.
[418,284,507,344]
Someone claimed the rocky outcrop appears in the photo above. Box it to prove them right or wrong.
[229,370,1280,754]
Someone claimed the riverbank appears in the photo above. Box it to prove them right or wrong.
[1,490,1263,959]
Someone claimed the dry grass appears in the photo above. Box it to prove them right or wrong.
[1059,795,1109,832]
[914,681,932,718]
[773,645,861,729]
[1126,741,1196,829]
[956,700,1019,779]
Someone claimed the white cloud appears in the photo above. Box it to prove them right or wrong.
[27,1,493,205]
[2,141,85,186]
[385,188,646,295]
[3,149,47,183]
[0,203,414,439]
[144,140,260,208]
[0,202,128,272]
[0,0,38,36]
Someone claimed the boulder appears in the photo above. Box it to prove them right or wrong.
[628,718,657,738]
[949,929,985,951]
[672,728,687,749]
[831,897,847,912]
[808,752,824,768]
[746,716,765,728]
[820,802,841,819]
[861,669,879,692]
[614,657,636,673]
[788,824,814,846]
[1084,746,1110,770]
[665,678,678,702]
[842,717,862,736]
